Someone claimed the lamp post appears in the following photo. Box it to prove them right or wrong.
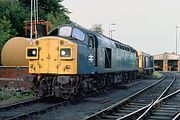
[175,26,178,55]
[109,23,116,38]
[110,30,116,38]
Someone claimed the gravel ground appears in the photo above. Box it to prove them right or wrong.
[33,76,165,120]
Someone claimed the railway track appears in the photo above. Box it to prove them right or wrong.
[83,73,177,120]
[1,73,178,120]
[0,77,142,120]
[0,97,41,112]
[137,89,180,120]
[0,97,69,120]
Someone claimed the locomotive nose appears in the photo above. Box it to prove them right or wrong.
[26,37,77,75]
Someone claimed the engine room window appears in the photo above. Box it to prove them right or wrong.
[59,26,72,37]
[88,36,94,48]
[72,28,85,41]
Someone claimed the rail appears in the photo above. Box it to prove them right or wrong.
[5,100,70,120]
[0,96,70,120]
[0,97,41,112]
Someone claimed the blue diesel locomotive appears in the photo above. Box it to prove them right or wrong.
[26,24,152,99]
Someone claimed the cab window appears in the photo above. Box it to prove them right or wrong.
[59,26,72,37]
[72,28,85,41]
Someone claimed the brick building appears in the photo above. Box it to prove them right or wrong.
[153,52,180,71]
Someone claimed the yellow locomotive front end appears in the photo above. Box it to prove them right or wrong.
[137,50,143,72]
[26,36,79,98]
[137,50,154,76]
[26,36,77,75]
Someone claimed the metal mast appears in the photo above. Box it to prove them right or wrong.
[30,0,39,41]
[175,26,178,55]
[30,0,33,42]
[36,0,38,22]
[34,0,37,38]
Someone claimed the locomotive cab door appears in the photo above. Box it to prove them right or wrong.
[88,35,98,67]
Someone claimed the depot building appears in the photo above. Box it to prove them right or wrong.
[153,52,180,71]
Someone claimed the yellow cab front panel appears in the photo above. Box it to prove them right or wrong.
[38,38,58,73]
[137,50,143,68]
[28,37,77,75]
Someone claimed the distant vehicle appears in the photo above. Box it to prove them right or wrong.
[137,50,154,75]
[26,23,154,99]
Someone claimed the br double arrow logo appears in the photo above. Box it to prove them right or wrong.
[88,54,94,62]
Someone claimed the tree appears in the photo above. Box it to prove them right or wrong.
[0,17,17,65]
[19,0,70,26]
[90,24,103,34]
[0,0,29,36]
[0,17,16,50]
[0,0,70,36]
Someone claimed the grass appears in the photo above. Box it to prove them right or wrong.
[151,71,162,79]
[0,88,36,103]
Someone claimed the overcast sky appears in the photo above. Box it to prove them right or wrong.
[62,0,180,55]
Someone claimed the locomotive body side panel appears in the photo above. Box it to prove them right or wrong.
[96,36,113,73]
[111,42,138,72]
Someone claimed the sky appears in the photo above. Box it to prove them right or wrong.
[62,0,180,55]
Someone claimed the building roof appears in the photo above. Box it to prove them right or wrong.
[153,52,180,60]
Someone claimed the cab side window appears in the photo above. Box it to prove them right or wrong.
[88,36,94,48]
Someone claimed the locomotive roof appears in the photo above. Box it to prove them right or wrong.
[48,23,136,51]
[70,23,136,51]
